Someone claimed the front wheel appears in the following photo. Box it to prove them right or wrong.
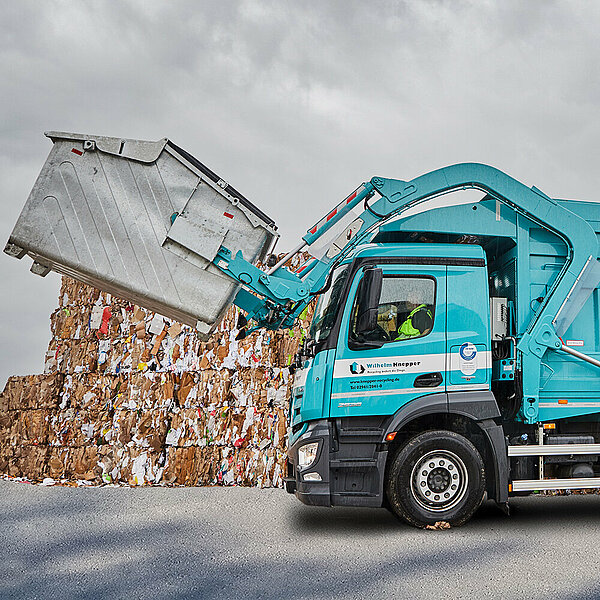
[385,430,486,528]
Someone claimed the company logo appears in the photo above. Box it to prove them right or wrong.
[459,342,477,361]
[350,362,366,374]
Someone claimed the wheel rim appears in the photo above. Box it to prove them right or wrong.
[409,449,469,512]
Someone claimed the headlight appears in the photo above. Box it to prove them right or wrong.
[297,442,319,468]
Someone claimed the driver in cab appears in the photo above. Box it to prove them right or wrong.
[395,292,433,340]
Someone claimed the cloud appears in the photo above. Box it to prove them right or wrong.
[1,0,599,384]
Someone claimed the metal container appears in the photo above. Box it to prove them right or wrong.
[4,131,279,337]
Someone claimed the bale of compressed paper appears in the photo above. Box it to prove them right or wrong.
[0,252,314,487]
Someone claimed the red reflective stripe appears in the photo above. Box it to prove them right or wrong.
[309,186,364,236]
[71,148,83,156]
[346,190,358,204]
[224,212,234,219]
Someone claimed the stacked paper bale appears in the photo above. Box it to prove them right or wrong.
[1,254,313,487]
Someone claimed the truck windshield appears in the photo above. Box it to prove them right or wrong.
[309,264,350,344]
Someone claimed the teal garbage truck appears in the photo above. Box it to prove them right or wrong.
[7,132,600,527]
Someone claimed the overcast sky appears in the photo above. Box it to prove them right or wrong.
[1,0,599,387]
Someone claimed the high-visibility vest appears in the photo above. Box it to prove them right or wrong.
[396,304,432,340]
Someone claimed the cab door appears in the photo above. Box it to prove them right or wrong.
[446,264,490,391]
[330,264,447,418]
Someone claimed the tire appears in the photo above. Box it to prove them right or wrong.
[385,430,486,528]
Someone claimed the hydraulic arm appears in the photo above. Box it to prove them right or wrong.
[214,163,600,424]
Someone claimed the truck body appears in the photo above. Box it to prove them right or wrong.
[8,132,600,526]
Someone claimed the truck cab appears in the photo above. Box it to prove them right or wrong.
[287,243,507,526]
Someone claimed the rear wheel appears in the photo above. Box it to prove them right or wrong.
[385,430,486,527]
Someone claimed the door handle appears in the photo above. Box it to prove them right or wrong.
[414,372,443,388]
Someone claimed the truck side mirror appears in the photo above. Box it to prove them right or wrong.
[355,268,383,335]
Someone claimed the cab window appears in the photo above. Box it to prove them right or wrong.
[308,264,350,344]
[350,276,436,343]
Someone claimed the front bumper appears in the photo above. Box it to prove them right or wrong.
[286,418,388,508]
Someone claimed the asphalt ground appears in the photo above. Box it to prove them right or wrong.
[2,481,600,600]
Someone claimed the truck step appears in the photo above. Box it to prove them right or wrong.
[338,429,383,441]
[329,459,377,469]
[512,477,600,492]
[508,443,600,457]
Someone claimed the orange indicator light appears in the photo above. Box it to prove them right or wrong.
[543,423,556,430]
[558,399,568,405]
[385,432,397,442]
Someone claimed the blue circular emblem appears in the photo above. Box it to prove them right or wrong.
[459,342,477,361]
